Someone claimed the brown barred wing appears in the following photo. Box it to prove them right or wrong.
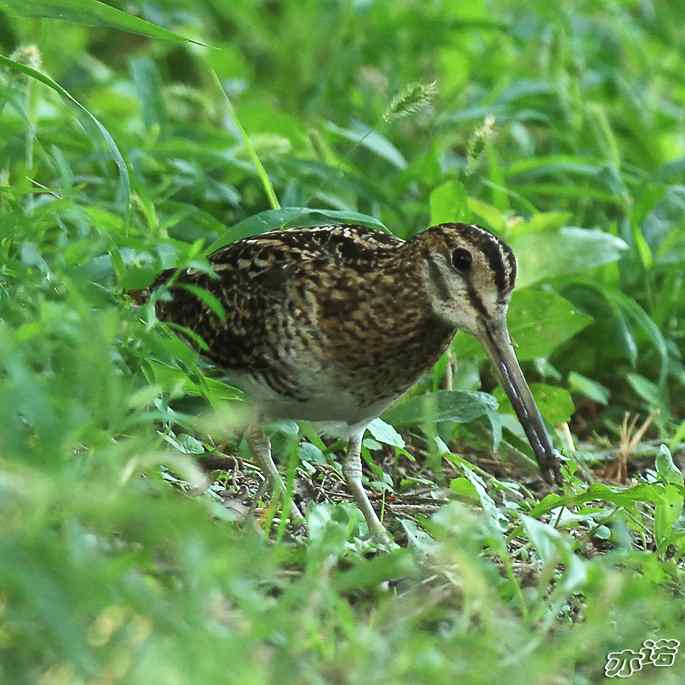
[152,224,404,372]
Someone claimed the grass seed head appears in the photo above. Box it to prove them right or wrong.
[383,80,438,122]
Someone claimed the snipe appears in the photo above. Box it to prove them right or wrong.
[153,222,561,541]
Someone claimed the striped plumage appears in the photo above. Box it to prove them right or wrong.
[154,222,559,540]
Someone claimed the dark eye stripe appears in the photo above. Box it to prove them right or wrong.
[465,281,489,317]
[477,235,508,292]
[455,225,512,294]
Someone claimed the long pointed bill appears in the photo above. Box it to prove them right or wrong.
[480,320,561,485]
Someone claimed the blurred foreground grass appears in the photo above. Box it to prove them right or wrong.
[0,1,684,683]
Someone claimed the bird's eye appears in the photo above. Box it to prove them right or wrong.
[451,248,472,272]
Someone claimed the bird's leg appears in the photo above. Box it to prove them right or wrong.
[245,424,304,523]
[343,432,391,543]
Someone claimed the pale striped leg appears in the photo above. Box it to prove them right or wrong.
[343,431,391,543]
[245,424,304,524]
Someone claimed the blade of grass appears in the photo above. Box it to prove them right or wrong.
[0,54,131,220]
[0,0,206,46]
[208,66,280,210]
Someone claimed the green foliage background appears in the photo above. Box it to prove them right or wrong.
[0,1,684,683]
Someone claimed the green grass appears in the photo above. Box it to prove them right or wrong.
[0,1,684,683]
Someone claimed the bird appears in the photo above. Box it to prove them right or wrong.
[151,222,561,541]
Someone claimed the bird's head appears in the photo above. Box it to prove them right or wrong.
[413,222,561,485]
[414,222,516,335]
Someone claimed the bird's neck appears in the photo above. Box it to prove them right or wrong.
[370,244,457,362]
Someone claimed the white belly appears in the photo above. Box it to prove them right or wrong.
[227,369,395,436]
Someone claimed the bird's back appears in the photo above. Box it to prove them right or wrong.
[154,225,455,423]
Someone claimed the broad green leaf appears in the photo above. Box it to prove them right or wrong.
[467,197,506,232]
[520,514,589,596]
[515,183,623,205]
[532,482,670,517]
[670,421,685,453]
[267,419,299,436]
[460,465,507,531]
[511,227,628,288]
[654,483,684,556]
[130,56,167,136]
[626,373,668,416]
[614,306,639,367]
[163,201,229,245]
[510,211,572,235]
[450,477,479,501]
[572,283,668,383]
[655,445,684,487]
[275,158,389,206]
[148,360,242,402]
[398,519,437,554]
[332,550,416,592]
[383,390,497,427]
[507,155,603,179]
[453,289,593,361]
[568,372,610,405]
[430,179,469,225]
[325,120,407,169]
[298,442,326,464]
[176,433,205,455]
[631,221,654,269]
[306,502,359,549]
[0,55,130,214]
[520,515,565,564]
[609,289,669,384]
[207,207,388,252]
[367,418,405,449]
[0,0,204,45]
